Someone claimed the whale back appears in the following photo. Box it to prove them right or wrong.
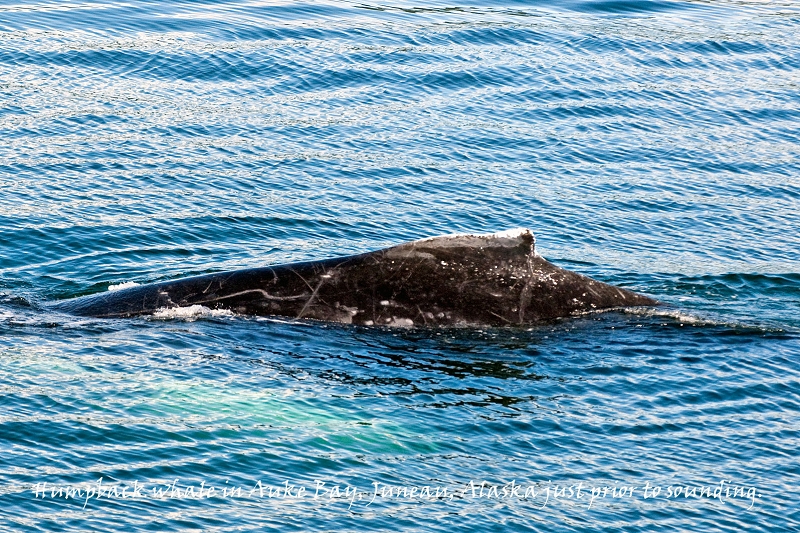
[51,229,658,325]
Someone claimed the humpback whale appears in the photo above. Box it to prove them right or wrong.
[52,229,659,326]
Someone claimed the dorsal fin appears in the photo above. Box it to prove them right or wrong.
[416,228,534,251]
[385,228,535,259]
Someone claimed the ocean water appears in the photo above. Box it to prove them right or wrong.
[1,0,799,530]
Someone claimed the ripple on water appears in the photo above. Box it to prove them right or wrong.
[0,0,799,531]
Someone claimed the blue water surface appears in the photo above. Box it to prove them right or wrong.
[1,0,799,531]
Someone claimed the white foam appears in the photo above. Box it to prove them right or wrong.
[622,307,708,325]
[152,305,234,319]
[108,281,140,291]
